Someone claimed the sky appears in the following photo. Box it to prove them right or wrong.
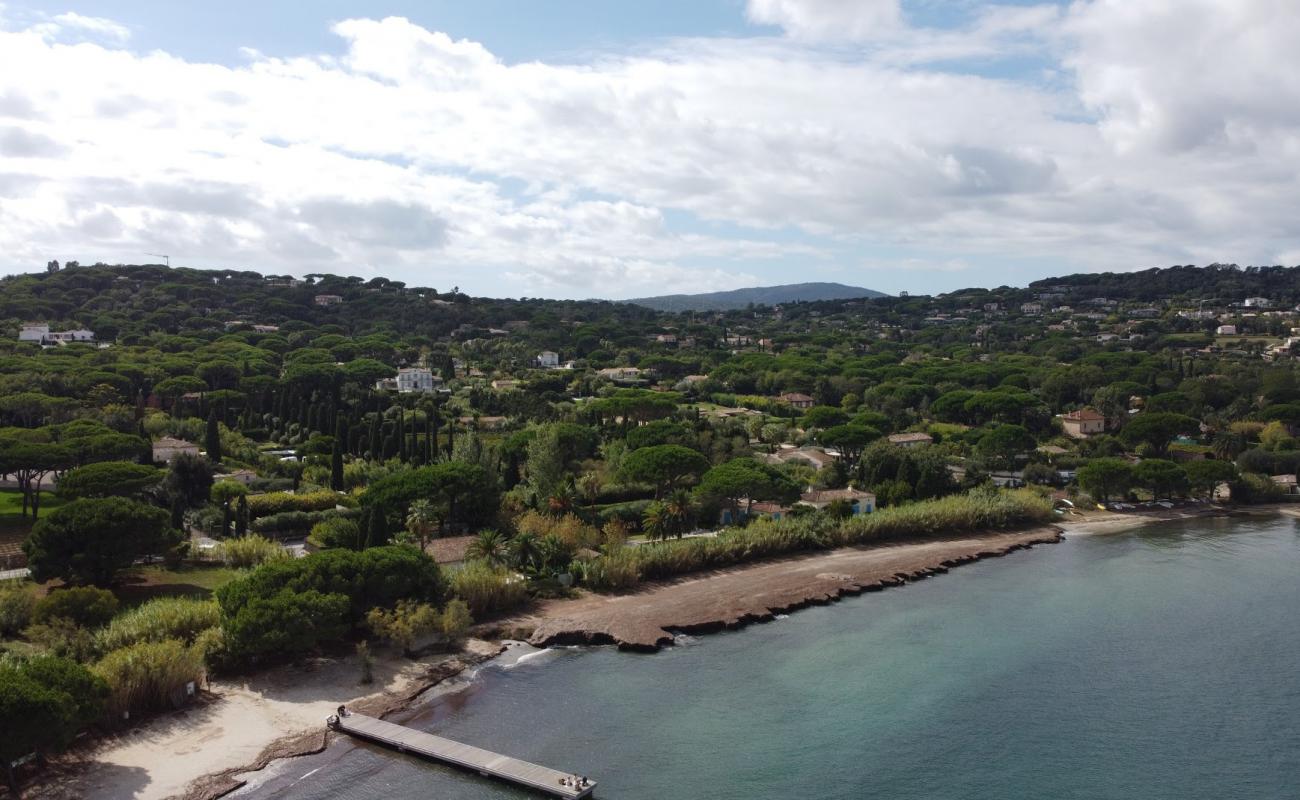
[0,0,1297,300]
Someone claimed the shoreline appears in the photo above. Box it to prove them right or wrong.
[489,526,1063,652]
[1056,501,1295,537]
[28,525,1065,800]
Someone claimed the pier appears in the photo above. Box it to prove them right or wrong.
[328,708,596,798]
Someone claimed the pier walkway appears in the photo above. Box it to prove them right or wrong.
[328,708,596,798]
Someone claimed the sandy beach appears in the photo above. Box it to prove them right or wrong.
[25,641,503,800]
[25,526,1063,800]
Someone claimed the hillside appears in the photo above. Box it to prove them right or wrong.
[626,282,887,312]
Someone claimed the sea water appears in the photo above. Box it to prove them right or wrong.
[239,515,1300,799]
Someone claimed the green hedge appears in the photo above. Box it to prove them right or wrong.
[245,490,353,520]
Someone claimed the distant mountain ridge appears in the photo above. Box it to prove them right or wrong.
[626,282,887,311]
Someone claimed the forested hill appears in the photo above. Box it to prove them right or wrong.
[0,264,665,343]
[1027,264,1300,304]
[627,282,887,311]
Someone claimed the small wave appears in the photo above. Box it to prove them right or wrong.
[495,644,563,670]
[672,633,701,646]
[774,614,790,620]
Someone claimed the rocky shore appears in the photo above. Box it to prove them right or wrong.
[29,527,1063,800]
[492,527,1064,652]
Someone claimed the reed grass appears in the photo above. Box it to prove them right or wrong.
[95,597,220,653]
[215,534,289,568]
[449,561,529,616]
[591,489,1053,587]
[93,638,207,717]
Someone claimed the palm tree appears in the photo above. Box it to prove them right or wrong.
[509,531,543,572]
[1212,430,1246,461]
[577,472,603,513]
[405,499,439,551]
[642,502,670,542]
[466,529,509,568]
[663,489,695,539]
[546,479,577,517]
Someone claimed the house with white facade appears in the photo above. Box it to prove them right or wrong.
[537,351,560,368]
[376,367,442,393]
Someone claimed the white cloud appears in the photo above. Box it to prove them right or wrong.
[745,0,903,41]
[53,11,130,41]
[0,3,1297,299]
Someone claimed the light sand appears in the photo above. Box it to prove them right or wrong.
[1057,504,1233,536]
[24,528,1067,799]
[27,640,501,800]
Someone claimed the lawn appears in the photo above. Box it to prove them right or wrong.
[0,489,64,567]
[112,563,243,606]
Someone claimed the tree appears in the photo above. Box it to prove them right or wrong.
[524,426,567,503]
[24,498,178,586]
[211,480,249,538]
[976,424,1035,468]
[405,499,439,551]
[205,412,222,463]
[818,424,880,472]
[466,529,509,567]
[57,462,163,500]
[1183,459,1237,499]
[801,405,848,430]
[330,421,346,491]
[0,439,73,519]
[1212,430,1248,461]
[1077,458,1135,504]
[1133,459,1188,500]
[1120,413,1199,456]
[0,658,106,794]
[362,461,499,535]
[618,444,709,498]
[696,458,801,521]
[164,452,213,508]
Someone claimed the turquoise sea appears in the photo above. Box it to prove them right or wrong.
[240,515,1300,799]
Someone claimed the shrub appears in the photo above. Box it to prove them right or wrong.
[0,584,37,637]
[0,656,107,768]
[216,535,288,568]
[214,547,444,666]
[217,546,443,623]
[246,490,351,519]
[578,547,641,592]
[440,599,473,643]
[57,462,164,500]
[366,600,440,655]
[24,618,98,662]
[590,489,1053,585]
[514,511,600,549]
[32,587,119,629]
[307,516,363,550]
[93,639,206,717]
[219,590,351,667]
[449,562,529,617]
[96,598,220,653]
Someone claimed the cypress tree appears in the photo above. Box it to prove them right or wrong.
[398,408,408,461]
[205,411,222,463]
[331,419,346,490]
[369,413,381,459]
[235,495,249,536]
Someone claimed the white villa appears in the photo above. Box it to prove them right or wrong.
[376,367,442,393]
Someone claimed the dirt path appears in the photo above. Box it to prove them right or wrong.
[495,527,1062,651]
